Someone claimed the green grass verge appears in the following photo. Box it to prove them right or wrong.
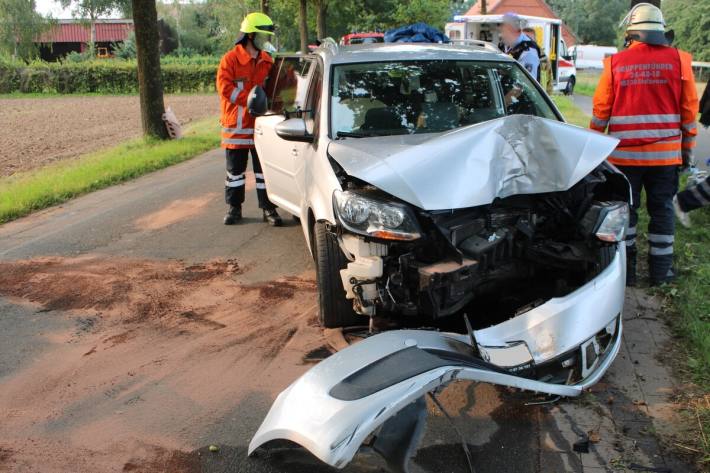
[556,94,709,464]
[552,95,589,127]
[574,70,601,97]
[640,184,710,467]
[0,117,220,224]
[657,205,710,387]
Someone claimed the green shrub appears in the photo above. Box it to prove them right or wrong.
[64,51,93,63]
[0,57,23,93]
[113,33,137,60]
[0,59,216,94]
[161,54,220,66]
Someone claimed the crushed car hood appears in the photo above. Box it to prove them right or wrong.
[328,115,620,210]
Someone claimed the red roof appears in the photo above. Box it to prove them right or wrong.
[464,0,578,45]
[38,20,134,43]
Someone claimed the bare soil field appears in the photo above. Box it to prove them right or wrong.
[0,94,219,177]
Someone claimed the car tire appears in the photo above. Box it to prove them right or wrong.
[564,76,576,96]
[314,222,363,328]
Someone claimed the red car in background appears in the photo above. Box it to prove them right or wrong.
[340,32,384,45]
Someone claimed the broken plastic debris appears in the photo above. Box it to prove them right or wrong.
[588,430,601,443]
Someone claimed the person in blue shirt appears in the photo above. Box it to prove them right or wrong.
[499,12,541,82]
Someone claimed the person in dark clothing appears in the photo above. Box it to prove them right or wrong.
[700,80,710,128]
[674,175,710,227]
[673,81,710,227]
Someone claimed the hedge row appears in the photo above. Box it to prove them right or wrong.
[0,60,216,94]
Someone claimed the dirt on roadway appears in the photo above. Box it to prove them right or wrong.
[0,94,219,177]
[0,255,325,472]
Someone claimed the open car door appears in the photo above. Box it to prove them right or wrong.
[254,56,313,215]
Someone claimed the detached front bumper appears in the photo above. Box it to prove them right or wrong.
[249,248,626,470]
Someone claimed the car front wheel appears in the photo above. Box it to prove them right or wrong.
[313,222,363,328]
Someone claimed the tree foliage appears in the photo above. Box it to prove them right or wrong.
[547,0,628,46]
[0,0,51,59]
[168,0,462,54]
[664,0,710,61]
[145,0,709,59]
[58,0,127,20]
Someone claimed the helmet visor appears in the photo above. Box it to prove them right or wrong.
[255,24,276,35]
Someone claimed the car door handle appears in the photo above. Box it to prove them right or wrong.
[291,148,298,157]
[255,127,263,135]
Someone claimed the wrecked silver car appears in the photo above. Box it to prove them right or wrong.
[250,41,630,470]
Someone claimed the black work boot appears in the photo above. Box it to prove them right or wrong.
[263,209,283,227]
[650,266,676,287]
[223,206,242,225]
[626,252,637,287]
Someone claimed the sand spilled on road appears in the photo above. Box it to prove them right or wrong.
[0,256,324,472]
[134,193,219,231]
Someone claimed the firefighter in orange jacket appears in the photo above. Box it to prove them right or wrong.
[217,12,282,226]
[589,3,698,286]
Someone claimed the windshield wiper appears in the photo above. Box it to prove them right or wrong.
[335,131,371,139]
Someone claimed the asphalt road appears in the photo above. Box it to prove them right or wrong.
[572,94,710,171]
[0,150,695,473]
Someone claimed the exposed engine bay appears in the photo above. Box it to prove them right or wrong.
[335,162,630,331]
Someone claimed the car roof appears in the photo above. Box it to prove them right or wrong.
[312,42,513,65]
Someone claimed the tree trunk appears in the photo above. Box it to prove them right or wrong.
[315,0,327,40]
[299,0,308,54]
[630,0,660,7]
[261,0,269,15]
[90,16,96,56]
[131,0,169,139]
[481,0,487,15]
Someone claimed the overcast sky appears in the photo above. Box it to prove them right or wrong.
[34,0,123,18]
[35,0,72,18]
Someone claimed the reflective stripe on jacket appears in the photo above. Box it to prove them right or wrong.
[589,42,699,167]
[216,45,274,149]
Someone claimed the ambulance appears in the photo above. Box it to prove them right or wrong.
[446,14,577,94]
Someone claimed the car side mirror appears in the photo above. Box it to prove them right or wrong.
[247,86,268,116]
[275,118,314,142]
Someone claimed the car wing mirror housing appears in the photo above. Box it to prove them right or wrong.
[247,85,268,116]
[275,118,314,143]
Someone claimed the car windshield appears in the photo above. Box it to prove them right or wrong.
[330,60,558,138]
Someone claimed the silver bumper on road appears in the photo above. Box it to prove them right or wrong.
[249,249,626,470]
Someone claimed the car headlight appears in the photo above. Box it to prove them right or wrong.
[333,190,422,241]
[581,201,629,243]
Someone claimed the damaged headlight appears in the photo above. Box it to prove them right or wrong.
[581,201,629,243]
[333,190,422,241]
